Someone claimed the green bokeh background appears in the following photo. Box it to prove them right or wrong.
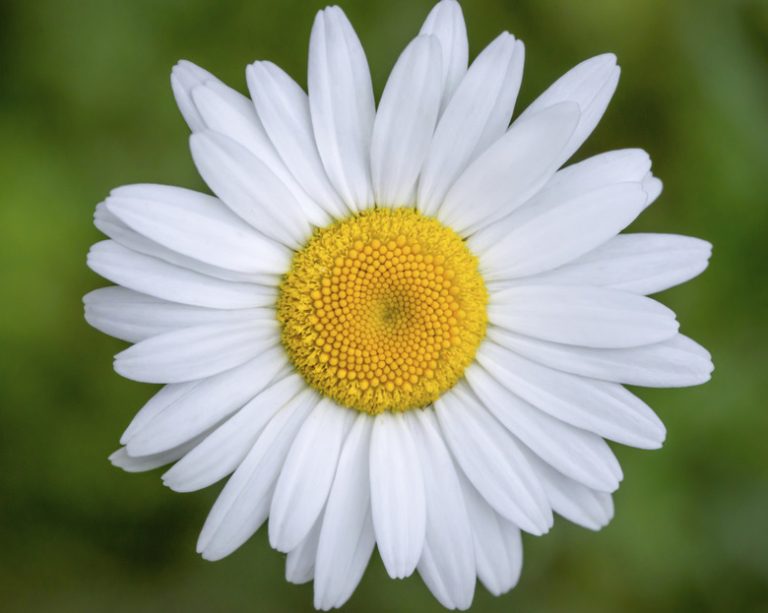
[1,0,767,611]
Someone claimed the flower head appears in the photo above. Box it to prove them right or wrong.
[85,1,713,609]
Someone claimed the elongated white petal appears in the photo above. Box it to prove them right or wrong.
[189,78,264,145]
[125,349,287,455]
[370,35,443,206]
[190,130,311,248]
[419,0,468,109]
[174,60,301,216]
[309,6,375,210]
[246,61,347,217]
[477,343,667,448]
[488,329,713,388]
[270,400,354,552]
[458,470,523,596]
[162,373,304,492]
[369,412,426,578]
[286,519,321,585]
[314,414,375,610]
[105,185,290,275]
[478,182,647,280]
[119,382,196,445]
[189,81,332,228]
[524,450,614,531]
[642,173,663,207]
[109,432,205,473]
[516,233,713,295]
[555,148,652,189]
[465,363,621,492]
[435,383,552,534]
[438,102,580,234]
[413,410,475,611]
[519,53,620,164]
[171,60,220,131]
[469,148,652,257]
[93,203,277,285]
[197,388,319,560]
[418,33,524,216]
[84,287,271,344]
[329,511,375,609]
[87,241,275,309]
[114,320,278,384]
[489,285,678,348]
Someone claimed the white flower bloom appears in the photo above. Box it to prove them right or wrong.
[85,1,713,609]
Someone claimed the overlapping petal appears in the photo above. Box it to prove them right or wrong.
[246,61,348,217]
[84,287,271,343]
[309,6,375,210]
[197,388,319,561]
[418,32,524,216]
[437,102,580,234]
[419,0,468,110]
[371,35,443,206]
[369,412,427,578]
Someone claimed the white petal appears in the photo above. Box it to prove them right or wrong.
[469,148,652,257]
[478,182,647,280]
[105,184,290,275]
[489,285,679,348]
[458,470,523,596]
[519,53,620,164]
[413,410,475,611]
[125,349,287,455]
[469,146,655,274]
[524,450,615,531]
[328,511,375,609]
[488,329,713,388]
[516,233,713,295]
[370,35,443,206]
[93,204,277,285]
[83,287,271,344]
[435,383,552,535]
[314,414,376,610]
[369,412,427,578]
[286,519,321,585]
[172,59,302,207]
[556,148,652,189]
[477,342,667,448]
[120,382,196,445]
[87,241,275,309]
[438,102,580,235]
[309,6,375,210]
[189,130,311,248]
[419,0,468,109]
[114,320,278,384]
[642,173,663,207]
[270,400,355,552]
[162,373,305,492]
[171,60,219,131]
[188,78,264,144]
[246,61,347,218]
[109,432,205,473]
[418,33,524,216]
[190,80,332,228]
[465,363,621,492]
[197,388,319,560]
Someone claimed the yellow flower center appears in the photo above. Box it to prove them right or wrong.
[277,208,487,414]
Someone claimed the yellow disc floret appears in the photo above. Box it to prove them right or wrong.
[277,208,487,414]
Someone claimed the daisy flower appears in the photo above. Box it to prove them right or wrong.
[84,1,713,609]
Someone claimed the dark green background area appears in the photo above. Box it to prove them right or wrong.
[1,0,766,611]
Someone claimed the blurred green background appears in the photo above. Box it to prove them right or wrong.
[1,0,767,611]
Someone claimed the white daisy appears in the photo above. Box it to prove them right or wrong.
[85,1,713,609]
